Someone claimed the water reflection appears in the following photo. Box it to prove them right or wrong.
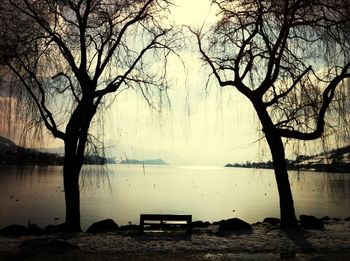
[291,171,350,199]
[0,165,349,230]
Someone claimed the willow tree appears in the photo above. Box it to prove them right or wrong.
[0,0,176,232]
[193,0,350,227]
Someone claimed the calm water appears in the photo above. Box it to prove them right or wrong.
[0,164,349,230]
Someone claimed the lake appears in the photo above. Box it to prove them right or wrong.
[0,164,349,231]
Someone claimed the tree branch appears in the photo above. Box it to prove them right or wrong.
[265,66,312,107]
[94,29,170,98]
[10,0,81,78]
[6,61,65,140]
[52,72,80,102]
[93,0,155,83]
[278,67,350,140]
[190,27,253,97]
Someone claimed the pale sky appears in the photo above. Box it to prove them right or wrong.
[3,0,321,166]
[40,0,306,166]
[170,0,217,27]
[103,0,267,165]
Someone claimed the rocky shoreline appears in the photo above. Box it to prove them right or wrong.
[1,215,350,260]
[2,215,349,236]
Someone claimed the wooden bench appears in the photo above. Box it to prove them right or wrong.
[139,214,192,234]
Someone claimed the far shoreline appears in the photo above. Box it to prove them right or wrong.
[224,163,350,174]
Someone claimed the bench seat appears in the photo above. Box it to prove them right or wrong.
[139,214,192,234]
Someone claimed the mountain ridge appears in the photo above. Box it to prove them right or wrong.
[120,158,168,165]
[0,136,63,165]
[0,136,114,165]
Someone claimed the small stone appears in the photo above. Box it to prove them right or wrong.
[28,224,42,235]
[191,221,211,228]
[300,215,324,230]
[86,219,119,233]
[320,216,331,221]
[42,223,65,234]
[263,217,280,225]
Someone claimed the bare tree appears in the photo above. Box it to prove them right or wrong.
[0,0,177,232]
[192,0,350,227]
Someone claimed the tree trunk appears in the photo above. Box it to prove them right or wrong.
[63,140,83,232]
[62,98,96,232]
[264,130,298,228]
[255,106,298,228]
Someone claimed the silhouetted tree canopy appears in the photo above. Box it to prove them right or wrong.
[0,0,178,231]
[197,0,350,138]
[193,0,350,227]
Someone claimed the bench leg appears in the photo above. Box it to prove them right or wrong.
[187,217,192,234]
[140,219,144,233]
[186,225,191,234]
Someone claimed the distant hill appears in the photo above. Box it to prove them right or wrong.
[225,145,350,173]
[40,146,64,154]
[0,136,63,165]
[0,136,115,165]
[120,158,168,165]
[0,136,17,152]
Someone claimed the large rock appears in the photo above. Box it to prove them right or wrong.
[86,219,119,233]
[300,215,324,229]
[0,224,28,236]
[218,218,252,233]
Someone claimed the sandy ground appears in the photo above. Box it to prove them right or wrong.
[0,221,349,260]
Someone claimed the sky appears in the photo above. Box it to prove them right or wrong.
[103,0,328,166]
[102,0,268,166]
[0,0,323,166]
[29,0,320,165]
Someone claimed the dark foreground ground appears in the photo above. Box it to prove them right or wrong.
[2,252,350,261]
[1,221,349,260]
